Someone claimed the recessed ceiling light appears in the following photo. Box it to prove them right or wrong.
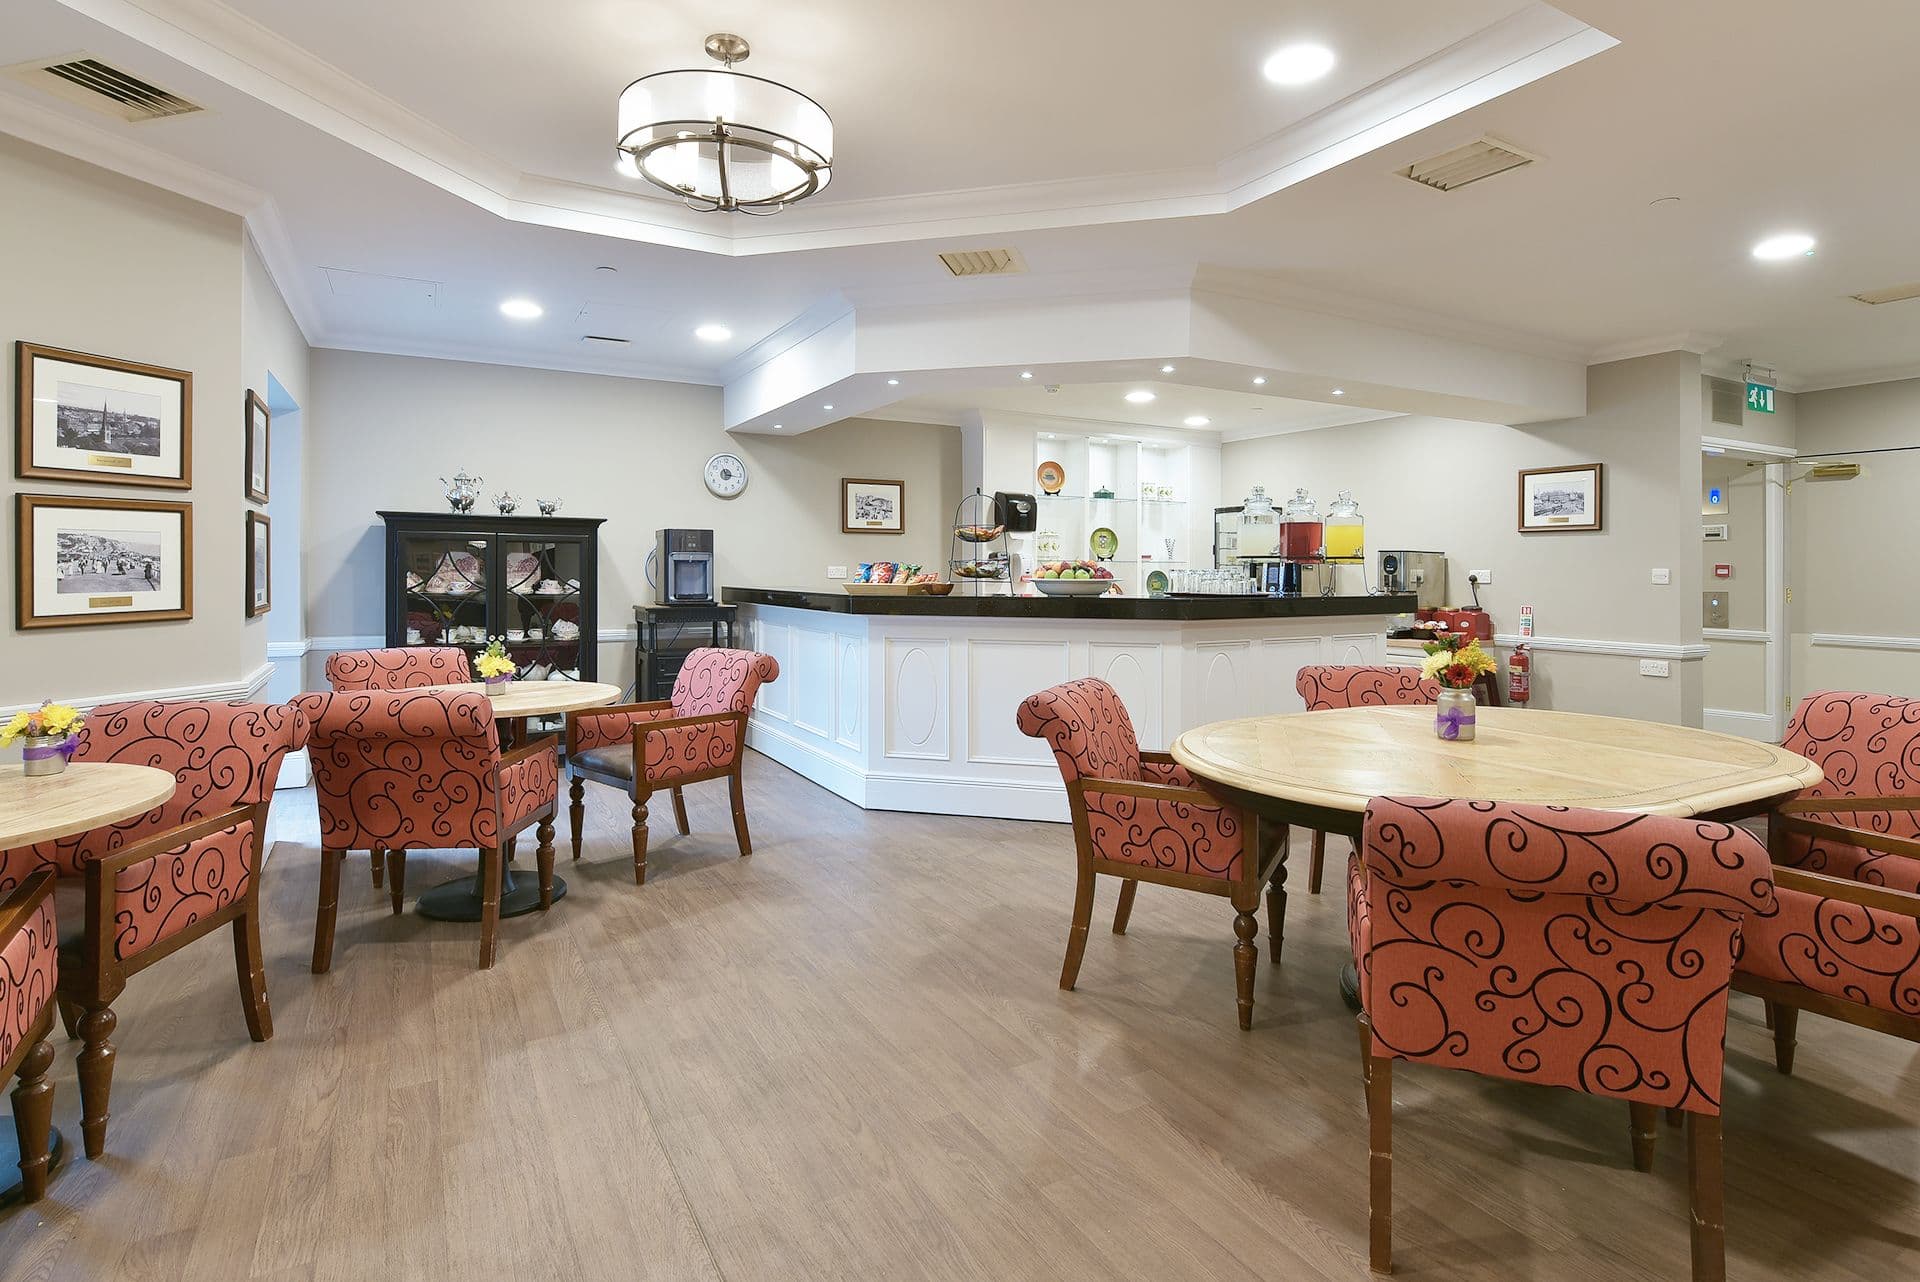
[694,323,732,342]
[1251,376,1267,385]
[1331,388,1345,396]
[823,404,834,411]
[1262,43,1336,87]
[1124,390,1156,404]
[1160,363,1176,373]
[499,298,543,320]
[772,423,783,430]
[1752,232,1816,261]
[1019,370,1034,379]
[1183,415,1211,427]
[886,378,900,386]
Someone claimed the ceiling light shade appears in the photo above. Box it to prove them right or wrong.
[617,33,832,214]
[499,298,543,319]
[694,323,733,342]
[1183,415,1210,427]
[1124,390,1156,404]
[1262,43,1336,86]
[1752,232,1815,260]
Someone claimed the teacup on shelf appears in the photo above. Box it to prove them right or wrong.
[507,629,526,642]
[406,629,423,644]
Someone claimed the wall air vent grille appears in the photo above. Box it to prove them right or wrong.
[1396,135,1537,192]
[1708,377,1745,426]
[4,55,203,123]
[1849,281,1920,305]
[937,248,1027,277]
[581,335,631,345]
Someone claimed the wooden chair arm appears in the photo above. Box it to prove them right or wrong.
[1777,814,1920,862]
[631,710,745,738]
[87,805,256,878]
[0,870,54,941]
[1139,750,1178,766]
[1079,777,1222,809]
[1781,794,1920,814]
[565,701,672,750]
[499,733,559,772]
[1774,865,1920,919]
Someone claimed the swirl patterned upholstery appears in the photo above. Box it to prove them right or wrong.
[1350,796,1774,1278]
[1732,691,1920,1074]
[0,699,302,1162]
[1,873,58,1203]
[296,688,559,970]
[325,645,473,690]
[1018,678,1284,1030]
[566,648,780,887]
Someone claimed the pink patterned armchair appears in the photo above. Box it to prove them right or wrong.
[0,699,304,1160]
[295,688,559,971]
[1349,797,1773,1278]
[565,648,780,885]
[1294,665,1440,896]
[1,872,57,1204]
[1017,678,1286,1030]
[1737,691,1920,1073]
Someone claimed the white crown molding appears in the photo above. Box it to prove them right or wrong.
[1588,332,1726,366]
[314,333,720,388]
[1809,633,1920,652]
[1218,409,1405,444]
[1794,361,1920,394]
[51,0,1612,257]
[1,662,274,720]
[1702,627,1771,643]
[722,297,856,386]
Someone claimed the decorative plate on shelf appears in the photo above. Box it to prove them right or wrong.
[1146,570,1170,595]
[1036,460,1065,494]
[1089,527,1119,559]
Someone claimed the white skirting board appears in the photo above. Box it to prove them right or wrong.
[1701,708,1778,741]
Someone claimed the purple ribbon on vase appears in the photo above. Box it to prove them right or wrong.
[1436,706,1476,740]
[22,735,78,762]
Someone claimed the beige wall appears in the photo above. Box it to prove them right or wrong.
[1222,352,1706,723]
[302,349,961,687]
[0,135,261,709]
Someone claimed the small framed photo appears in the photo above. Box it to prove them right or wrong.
[842,477,905,534]
[17,493,193,629]
[1518,463,1604,533]
[244,388,270,503]
[246,510,271,617]
[15,342,192,488]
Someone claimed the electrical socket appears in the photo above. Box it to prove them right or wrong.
[1639,659,1672,678]
[827,565,848,580]
[1467,568,1492,585]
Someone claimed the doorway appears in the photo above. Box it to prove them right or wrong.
[1699,436,1791,740]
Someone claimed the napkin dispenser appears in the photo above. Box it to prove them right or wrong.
[993,492,1038,533]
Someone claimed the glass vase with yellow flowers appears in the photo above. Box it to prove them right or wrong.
[475,637,518,688]
[1419,635,1497,742]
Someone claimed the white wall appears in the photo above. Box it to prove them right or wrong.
[1221,353,1706,723]
[303,349,961,688]
[0,135,261,711]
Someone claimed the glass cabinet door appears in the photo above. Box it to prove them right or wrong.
[501,535,587,683]
[399,531,491,655]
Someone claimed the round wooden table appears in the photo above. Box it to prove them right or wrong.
[0,760,175,1209]
[1171,705,1823,1006]
[414,681,621,922]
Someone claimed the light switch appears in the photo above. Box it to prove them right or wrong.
[1651,568,1671,585]
[1639,659,1672,678]
[827,565,848,580]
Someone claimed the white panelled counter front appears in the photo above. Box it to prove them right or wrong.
[725,588,1414,821]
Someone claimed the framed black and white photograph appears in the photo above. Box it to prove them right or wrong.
[245,510,271,617]
[1517,463,1604,533]
[244,388,270,503]
[15,342,192,488]
[17,493,192,628]
[842,477,905,534]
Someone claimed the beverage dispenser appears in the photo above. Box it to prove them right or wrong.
[1237,486,1279,558]
[1324,490,1364,563]
[1278,488,1324,561]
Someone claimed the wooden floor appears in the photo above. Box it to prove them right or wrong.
[3,752,1917,1280]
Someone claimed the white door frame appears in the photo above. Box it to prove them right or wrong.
[1702,435,1795,739]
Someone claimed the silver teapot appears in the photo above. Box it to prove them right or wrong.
[440,470,483,513]
[535,497,563,517]
[493,491,519,515]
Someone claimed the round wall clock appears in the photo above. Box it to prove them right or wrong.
[704,452,749,498]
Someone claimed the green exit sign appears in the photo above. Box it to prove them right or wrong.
[1746,382,1776,414]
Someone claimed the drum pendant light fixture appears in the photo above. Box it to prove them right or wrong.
[616,33,833,213]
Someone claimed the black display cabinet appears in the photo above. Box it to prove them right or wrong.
[635,603,738,701]
[379,511,607,685]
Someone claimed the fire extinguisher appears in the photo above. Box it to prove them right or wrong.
[1508,643,1531,705]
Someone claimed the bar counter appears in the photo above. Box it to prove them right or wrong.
[726,585,1415,820]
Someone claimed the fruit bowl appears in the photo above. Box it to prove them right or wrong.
[1032,578,1114,597]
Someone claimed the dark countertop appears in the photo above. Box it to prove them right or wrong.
[724,586,1416,621]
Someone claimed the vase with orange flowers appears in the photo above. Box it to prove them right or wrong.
[1419,635,1497,741]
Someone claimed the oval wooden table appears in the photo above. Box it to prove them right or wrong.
[0,760,175,1209]
[411,681,622,922]
[1170,705,1823,1007]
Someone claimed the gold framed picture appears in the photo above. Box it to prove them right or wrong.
[1517,463,1604,533]
[842,477,905,534]
[17,493,193,628]
[15,342,191,488]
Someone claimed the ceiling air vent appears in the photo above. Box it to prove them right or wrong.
[581,335,630,346]
[937,247,1027,278]
[1708,377,1745,426]
[4,55,203,123]
[1849,281,1920,306]
[1396,135,1537,192]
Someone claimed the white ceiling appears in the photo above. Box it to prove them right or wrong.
[888,379,1400,441]
[2,0,1919,421]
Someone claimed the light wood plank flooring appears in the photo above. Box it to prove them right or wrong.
[2,752,1917,1280]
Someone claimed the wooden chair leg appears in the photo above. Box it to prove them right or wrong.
[1687,1112,1726,1282]
[10,1036,54,1202]
[1768,1002,1798,1076]
[1059,870,1095,990]
[1667,1106,1685,1129]
[1308,829,1326,895]
[311,848,345,974]
[1232,904,1259,1030]
[1265,857,1288,964]
[386,849,407,915]
[536,815,556,911]
[1111,879,1138,934]
[1629,1101,1657,1172]
[728,767,752,856]
[568,776,585,860]
[477,845,502,970]
[76,1003,116,1160]
[231,903,273,1042]
[631,791,651,886]
[56,995,81,1041]
[1361,1015,1393,1274]
[369,846,384,889]
[671,786,691,836]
